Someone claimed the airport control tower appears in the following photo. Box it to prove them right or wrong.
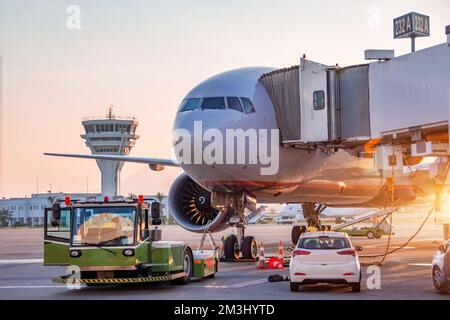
[81,106,139,197]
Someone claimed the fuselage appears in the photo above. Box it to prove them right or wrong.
[172,67,431,207]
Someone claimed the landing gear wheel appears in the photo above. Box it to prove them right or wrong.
[290,282,299,292]
[172,247,193,285]
[433,266,449,294]
[224,235,240,260]
[366,231,375,239]
[242,236,258,260]
[291,226,302,245]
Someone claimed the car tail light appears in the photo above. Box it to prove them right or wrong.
[343,272,355,276]
[294,272,306,276]
[337,249,356,257]
[292,249,311,257]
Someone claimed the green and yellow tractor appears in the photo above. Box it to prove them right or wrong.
[44,196,218,286]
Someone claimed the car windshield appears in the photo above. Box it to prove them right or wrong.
[298,236,350,250]
[72,206,136,246]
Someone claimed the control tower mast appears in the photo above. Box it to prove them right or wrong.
[81,106,139,197]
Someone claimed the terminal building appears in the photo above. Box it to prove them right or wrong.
[0,107,168,227]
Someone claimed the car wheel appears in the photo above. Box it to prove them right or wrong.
[172,247,193,285]
[224,235,240,260]
[242,236,258,260]
[432,266,449,294]
[290,281,299,292]
[366,231,375,239]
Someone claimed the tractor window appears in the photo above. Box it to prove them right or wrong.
[72,206,137,246]
[45,208,71,242]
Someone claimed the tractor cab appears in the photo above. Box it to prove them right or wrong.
[43,196,161,267]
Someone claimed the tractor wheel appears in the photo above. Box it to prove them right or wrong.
[172,247,193,285]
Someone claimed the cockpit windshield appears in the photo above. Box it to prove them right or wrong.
[178,97,255,113]
[201,97,226,110]
[72,206,136,246]
[179,98,201,112]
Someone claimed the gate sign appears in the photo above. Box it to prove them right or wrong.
[393,12,430,39]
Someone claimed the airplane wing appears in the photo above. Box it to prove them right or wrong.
[44,152,180,169]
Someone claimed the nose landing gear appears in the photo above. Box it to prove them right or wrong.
[223,217,258,261]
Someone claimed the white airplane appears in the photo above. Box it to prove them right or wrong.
[45,67,440,260]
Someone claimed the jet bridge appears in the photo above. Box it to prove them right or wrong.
[259,28,450,158]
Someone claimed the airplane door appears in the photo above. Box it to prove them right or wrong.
[44,208,71,265]
[299,58,329,142]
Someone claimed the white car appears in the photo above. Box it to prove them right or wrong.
[431,239,450,294]
[289,231,362,292]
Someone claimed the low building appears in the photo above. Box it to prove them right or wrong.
[0,193,168,227]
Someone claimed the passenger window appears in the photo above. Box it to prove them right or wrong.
[227,97,243,112]
[201,97,226,110]
[180,98,201,112]
[241,98,255,113]
[313,91,325,110]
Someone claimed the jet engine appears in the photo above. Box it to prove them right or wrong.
[168,173,230,233]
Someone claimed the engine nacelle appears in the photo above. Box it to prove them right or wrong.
[168,173,230,233]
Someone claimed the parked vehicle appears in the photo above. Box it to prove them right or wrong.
[289,231,362,292]
[44,196,218,286]
[432,239,450,294]
[340,226,390,239]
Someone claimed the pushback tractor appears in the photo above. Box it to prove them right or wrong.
[43,196,218,286]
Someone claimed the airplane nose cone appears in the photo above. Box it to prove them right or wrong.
[173,111,221,134]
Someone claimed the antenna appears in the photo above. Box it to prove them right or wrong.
[107,105,115,119]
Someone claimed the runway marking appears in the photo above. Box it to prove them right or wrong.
[195,278,268,289]
[408,263,432,267]
[0,259,43,264]
[0,279,269,290]
[0,285,63,289]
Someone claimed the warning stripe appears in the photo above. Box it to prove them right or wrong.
[61,274,184,284]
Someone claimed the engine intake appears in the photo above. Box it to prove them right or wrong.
[168,173,229,233]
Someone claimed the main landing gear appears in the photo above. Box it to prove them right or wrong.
[291,203,328,245]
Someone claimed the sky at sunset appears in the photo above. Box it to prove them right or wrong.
[0,0,449,198]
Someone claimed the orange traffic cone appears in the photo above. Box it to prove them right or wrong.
[256,242,266,269]
[278,240,284,264]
